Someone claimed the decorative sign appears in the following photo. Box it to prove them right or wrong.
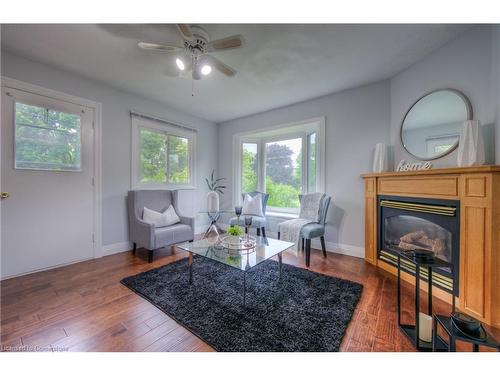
[396,159,433,172]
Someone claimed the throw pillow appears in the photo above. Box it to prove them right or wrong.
[242,193,264,217]
[163,204,181,226]
[142,205,180,227]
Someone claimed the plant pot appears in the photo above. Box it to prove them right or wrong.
[221,235,242,250]
[207,190,219,213]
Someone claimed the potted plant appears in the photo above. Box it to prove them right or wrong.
[206,170,226,212]
[227,225,244,238]
[224,225,245,250]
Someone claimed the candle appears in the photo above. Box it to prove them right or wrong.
[419,312,433,343]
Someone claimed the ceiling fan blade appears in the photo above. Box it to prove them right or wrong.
[138,42,182,52]
[203,55,237,77]
[206,35,244,52]
[177,24,194,40]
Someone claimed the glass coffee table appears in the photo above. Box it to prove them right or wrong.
[178,236,295,305]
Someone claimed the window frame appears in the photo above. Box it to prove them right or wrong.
[234,117,325,216]
[425,133,460,158]
[240,140,260,194]
[131,116,196,190]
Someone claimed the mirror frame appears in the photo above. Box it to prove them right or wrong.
[400,88,473,161]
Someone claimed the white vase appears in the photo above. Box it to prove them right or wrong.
[372,143,389,172]
[207,191,219,213]
[457,120,485,167]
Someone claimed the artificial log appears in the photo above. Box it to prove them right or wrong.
[398,231,446,254]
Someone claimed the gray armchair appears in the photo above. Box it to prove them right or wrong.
[128,190,194,263]
[278,194,331,267]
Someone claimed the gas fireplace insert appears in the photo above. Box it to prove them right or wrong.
[378,195,459,295]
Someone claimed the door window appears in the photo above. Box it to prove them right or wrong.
[15,102,82,171]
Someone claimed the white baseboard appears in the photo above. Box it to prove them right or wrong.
[101,241,132,256]
[218,223,364,259]
[312,240,365,258]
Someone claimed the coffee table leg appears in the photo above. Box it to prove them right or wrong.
[188,253,193,284]
[278,253,283,279]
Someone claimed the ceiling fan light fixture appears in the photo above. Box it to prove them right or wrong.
[201,64,212,76]
[175,58,185,71]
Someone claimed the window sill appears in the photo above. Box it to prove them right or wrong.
[131,184,196,190]
[266,211,299,219]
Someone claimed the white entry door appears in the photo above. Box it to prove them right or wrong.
[1,86,95,278]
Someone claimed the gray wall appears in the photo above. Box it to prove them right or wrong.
[1,52,218,250]
[390,26,496,167]
[218,80,391,252]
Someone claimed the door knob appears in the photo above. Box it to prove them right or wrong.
[1,192,10,199]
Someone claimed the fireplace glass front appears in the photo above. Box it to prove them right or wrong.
[383,215,452,273]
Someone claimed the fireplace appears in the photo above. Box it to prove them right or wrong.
[378,195,460,295]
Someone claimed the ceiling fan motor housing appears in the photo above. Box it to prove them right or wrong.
[185,26,210,56]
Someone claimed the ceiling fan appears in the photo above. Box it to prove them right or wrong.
[138,24,244,80]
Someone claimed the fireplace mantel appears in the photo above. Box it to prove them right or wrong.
[361,165,500,328]
[361,165,500,178]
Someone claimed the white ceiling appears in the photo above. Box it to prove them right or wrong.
[1,24,471,123]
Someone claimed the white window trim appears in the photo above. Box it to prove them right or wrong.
[233,116,326,214]
[131,115,196,190]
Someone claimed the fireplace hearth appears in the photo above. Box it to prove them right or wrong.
[378,195,459,295]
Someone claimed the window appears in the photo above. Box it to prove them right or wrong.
[265,138,302,209]
[236,118,325,214]
[132,116,196,188]
[15,102,81,171]
[241,142,258,193]
[426,134,459,158]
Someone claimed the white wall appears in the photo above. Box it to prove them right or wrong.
[217,80,391,254]
[1,52,218,253]
[390,26,496,167]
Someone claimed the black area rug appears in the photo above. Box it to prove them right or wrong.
[121,256,363,352]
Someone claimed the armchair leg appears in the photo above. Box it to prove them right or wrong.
[305,239,311,267]
[148,250,154,263]
[277,231,280,240]
[320,236,327,257]
[261,227,266,237]
[301,238,305,252]
[132,242,136,255]
[257,228,261,236]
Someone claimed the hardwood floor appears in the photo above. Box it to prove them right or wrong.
[1,245,496,352]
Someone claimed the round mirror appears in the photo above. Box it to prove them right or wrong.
[401,89,472,160]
